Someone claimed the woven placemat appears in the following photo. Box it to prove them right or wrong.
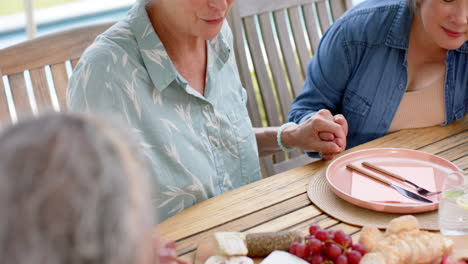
[307,170,439,230]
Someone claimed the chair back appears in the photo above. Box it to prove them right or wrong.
[227,0,352,176]
[0,23,113,126]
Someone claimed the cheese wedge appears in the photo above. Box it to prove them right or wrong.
[214,232,248,256]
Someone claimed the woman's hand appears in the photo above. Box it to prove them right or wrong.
[318,113,348,160]
[154,236,190,264]
[282,109,348,158]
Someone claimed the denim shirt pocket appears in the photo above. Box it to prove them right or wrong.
[227,108,261,184]
[342,91,371,117]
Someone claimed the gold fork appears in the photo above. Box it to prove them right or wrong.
[361,161,441,197]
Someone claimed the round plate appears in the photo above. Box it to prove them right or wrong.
[326,148,460,214]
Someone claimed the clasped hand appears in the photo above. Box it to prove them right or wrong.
[282,109,348,160]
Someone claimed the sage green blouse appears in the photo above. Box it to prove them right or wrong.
[67,1,261,222]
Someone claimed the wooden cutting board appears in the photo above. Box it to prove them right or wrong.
[194,235,468,263]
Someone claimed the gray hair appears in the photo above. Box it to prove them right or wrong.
[407,0,416,13]
[142,0,153,6]
[0,113,154,264]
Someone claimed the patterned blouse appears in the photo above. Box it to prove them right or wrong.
[67,1,261,222]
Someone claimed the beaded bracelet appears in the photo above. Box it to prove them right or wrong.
[277,122,296,152]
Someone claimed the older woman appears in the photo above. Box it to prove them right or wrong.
[67,0,348,222]
[289,0,467,159]
[0,113,187,264]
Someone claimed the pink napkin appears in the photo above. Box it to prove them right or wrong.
[351,166,436,204]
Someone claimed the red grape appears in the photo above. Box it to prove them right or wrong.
[346,250,362,264]
[315,230,330,242]
[295,243,310,259]
[289,241,300,255]
[307,238,323,254]
[351,242,367,255]
[325,243,343,260]
[304,254,315,263]
[334,230,352,247]
[335,254,348,264]
[309,224,321,236]
[310,254,325,264]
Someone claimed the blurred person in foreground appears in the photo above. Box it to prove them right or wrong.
[67,0,348,222]
[289,0,467,159]
[0,113,188,264]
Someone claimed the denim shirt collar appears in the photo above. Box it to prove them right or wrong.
[385,1,468,53]
[385,1,412,50]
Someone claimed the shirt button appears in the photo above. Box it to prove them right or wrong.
[399,83,404,90]
[204,105,211,111]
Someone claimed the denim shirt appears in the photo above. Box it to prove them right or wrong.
[288,0,467,152]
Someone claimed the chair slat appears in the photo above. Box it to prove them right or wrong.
[289,149,303,158]
[0,71,12,126]
[0,23,112,75]
[288,6,312,81]
[244,16,286,163]
[227,11,263,127]
[244,16,280,127]
[229,9,282,177]
[329,0,346,20]
[8,73,33,119]
[237,0,324,18]
[29,67,54,113]
[273,9,304,97]
[258,13,291,121]
[262,158,275,179]
[302,4,321,53]
[316,1,331,33]
[271,10,310,163]
[50,63,69,110]
[226,0,353,176]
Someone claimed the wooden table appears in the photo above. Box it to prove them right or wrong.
[159,116,467,263]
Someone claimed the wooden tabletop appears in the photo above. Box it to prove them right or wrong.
[158,116,467,263]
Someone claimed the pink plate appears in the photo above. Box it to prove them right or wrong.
[326,148,460,214]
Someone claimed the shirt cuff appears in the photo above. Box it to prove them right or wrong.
[299,111,317,124]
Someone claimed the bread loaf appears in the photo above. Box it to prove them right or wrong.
[359,215,454,264]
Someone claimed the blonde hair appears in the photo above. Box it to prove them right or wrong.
[0,113,154,264]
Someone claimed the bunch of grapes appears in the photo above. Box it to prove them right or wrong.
[289,224,366,264]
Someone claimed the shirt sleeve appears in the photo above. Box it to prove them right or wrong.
[288,22,353,124]
[67,41,138,124]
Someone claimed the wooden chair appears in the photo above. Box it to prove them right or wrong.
[0,22,113,127]
[227,0,352,176]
